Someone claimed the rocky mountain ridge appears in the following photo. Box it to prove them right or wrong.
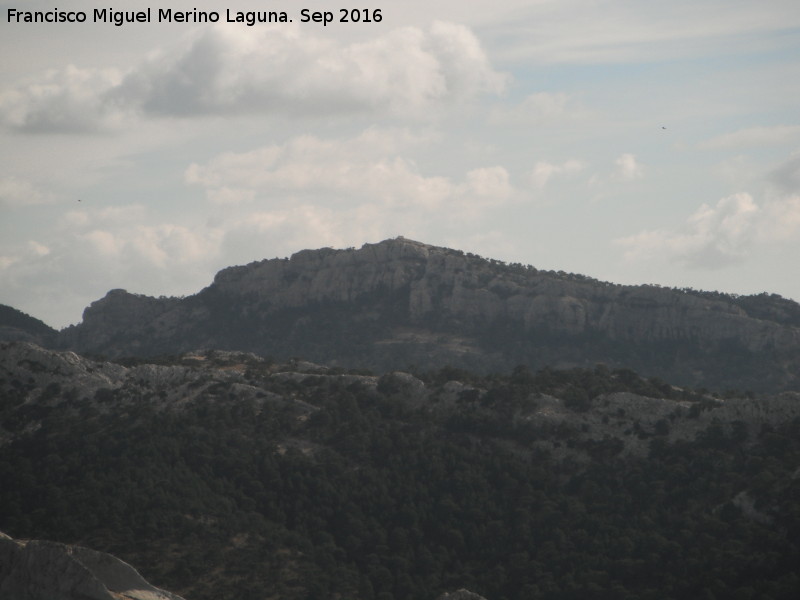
[15,236,800,391]
[3,341,800,461]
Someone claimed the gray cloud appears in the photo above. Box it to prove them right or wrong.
[0,66,121,133]
[120,22,506,118]
[768,154,800,193]
[1,22,506,133]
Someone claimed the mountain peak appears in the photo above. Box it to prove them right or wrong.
[39,237,800,392]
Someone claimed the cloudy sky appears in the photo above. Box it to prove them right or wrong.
[2,0,799,328]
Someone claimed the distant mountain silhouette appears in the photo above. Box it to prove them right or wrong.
[0,304,57,346]
[19,237,800,392]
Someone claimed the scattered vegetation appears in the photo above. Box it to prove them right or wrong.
[0,304,57,337]
[1,356,799,600]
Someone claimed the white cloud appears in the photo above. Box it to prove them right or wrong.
[615,191,800,269]
[81,230,123,258]
[613,153,644,181]
[77,219,221,270]
[617,194,758,269]
[130,225,218,269]
[587,153,644,197]
[219,205,350,263]
[422,21,509,98]
[530,159,585,189]
[27,241,51,257]
[121,21,505,118]
[0,239,51,270]
[0,255,17,271]
[465,166,513,199]
[0,200,227,327]
[186,129,521,264]
[186,128,507,211]
[0,176,54,207]
[51,202,222,280]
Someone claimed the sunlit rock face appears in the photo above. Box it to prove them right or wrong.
[0,531,185,600]
[55,237,800,392]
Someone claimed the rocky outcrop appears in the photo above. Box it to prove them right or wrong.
[437,590,489,600]
[0,341,322,447]
[0,531,185,600]
[62,290,189,356]
[5,341,800,462]
[53,237,800,391]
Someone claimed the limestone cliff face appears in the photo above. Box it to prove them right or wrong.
[0,531,184,600]
[213,239,433,306]
[210,237,797,349]
[56,237,800,391]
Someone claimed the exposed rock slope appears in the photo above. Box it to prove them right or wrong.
[0,341,317,446]
[55,237,800,391]
[4,341,800,460]
[0,531,184,600]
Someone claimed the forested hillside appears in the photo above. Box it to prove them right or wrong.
[1,344,799,599]
[0,304,56,345]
